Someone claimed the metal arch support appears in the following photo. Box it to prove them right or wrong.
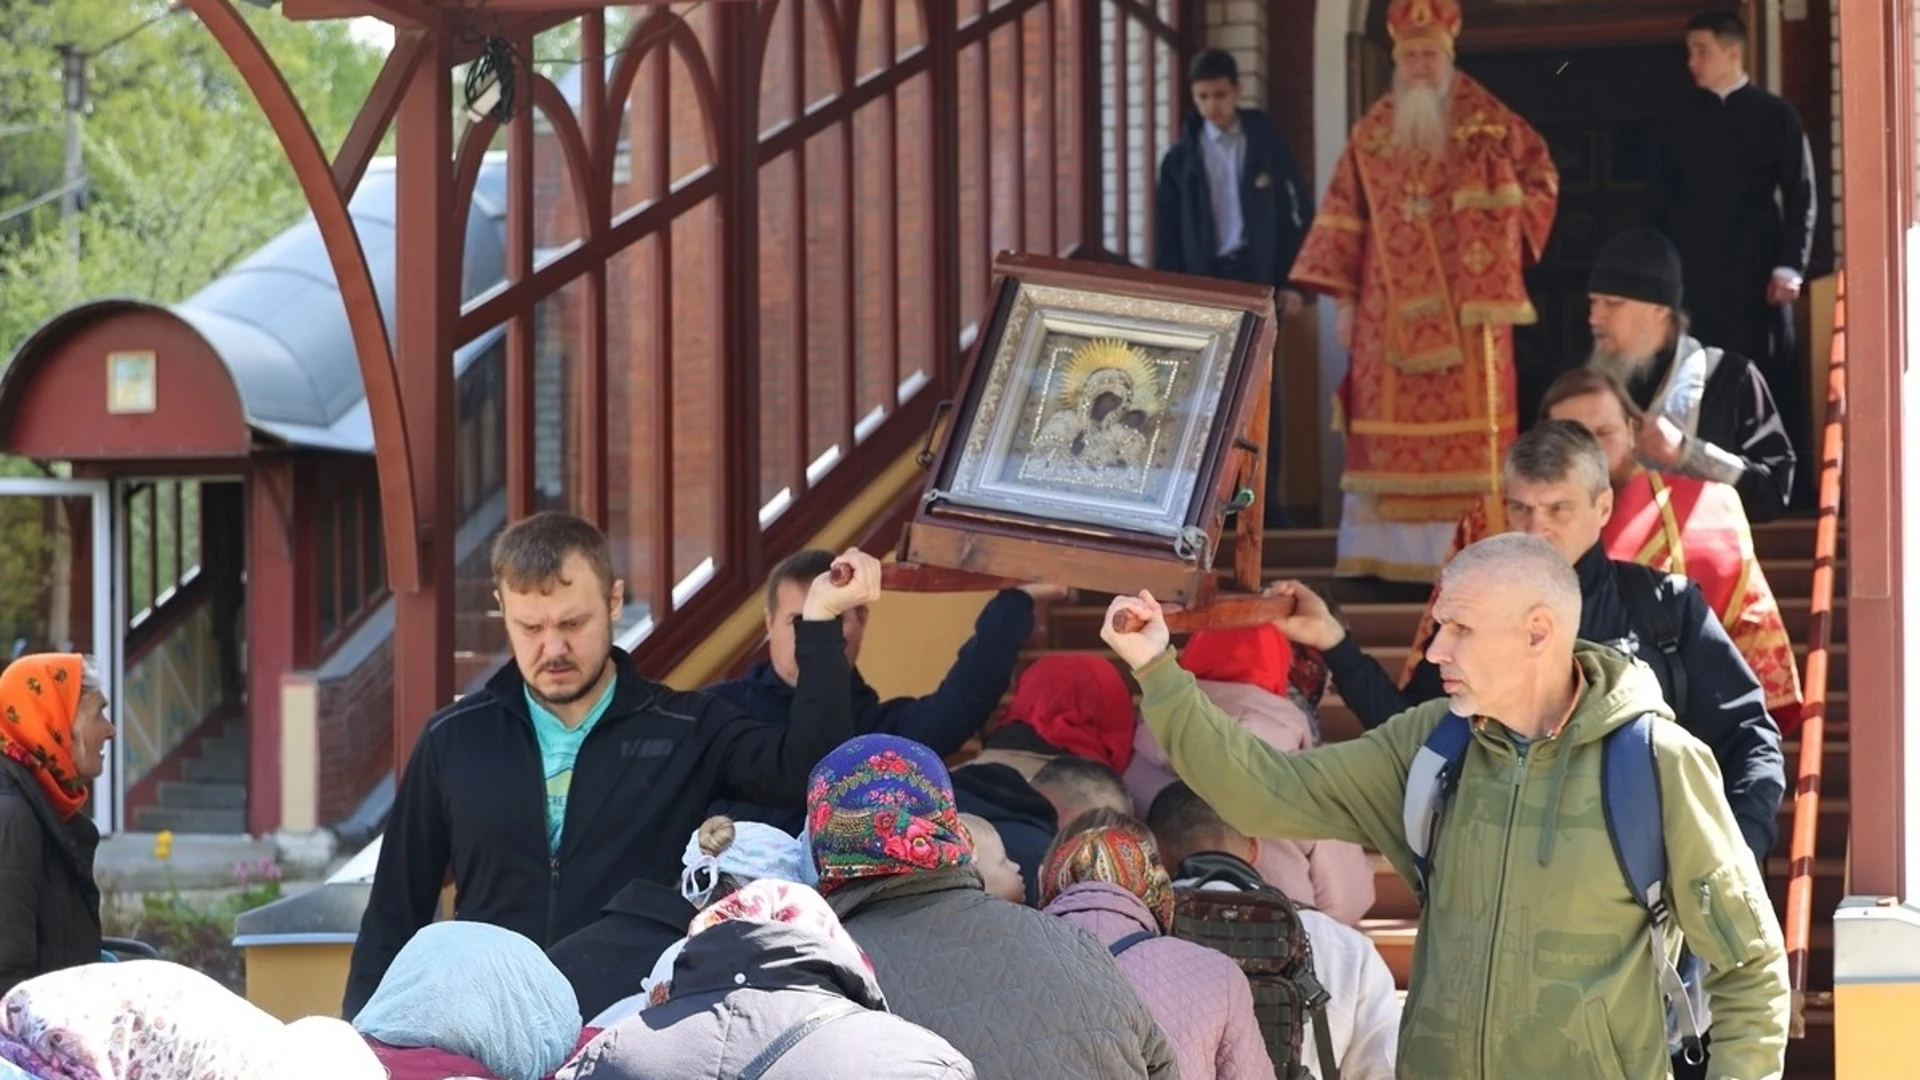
[183,0,424,594]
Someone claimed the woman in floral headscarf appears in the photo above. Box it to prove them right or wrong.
[0,654,116,992]
[805,734,1178,1080]
[1039,810,1274,1080]
[556,880,973,1080]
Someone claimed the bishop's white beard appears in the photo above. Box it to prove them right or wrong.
[1391,74,1453,156]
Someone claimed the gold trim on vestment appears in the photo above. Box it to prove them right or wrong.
[1459,300,1538,327]
[1376,494,1485,521]
[1316,213,1367,233]
[1650,475,1689,578]
[1452,184,1524,211]
[1348,417,1500,437]
[1398,296,1446,319]
[1341,471,1502,496]
[1389,344,1466,374]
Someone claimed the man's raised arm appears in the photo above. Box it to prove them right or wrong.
[711,549,874,804]
[1102,591,1424,867]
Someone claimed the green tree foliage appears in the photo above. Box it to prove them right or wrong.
[0,1,384,359]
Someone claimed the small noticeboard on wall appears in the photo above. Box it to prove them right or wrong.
[105,351,157,415]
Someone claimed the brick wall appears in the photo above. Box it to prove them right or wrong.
[313,634,394,824]
[1203,0,1268,104]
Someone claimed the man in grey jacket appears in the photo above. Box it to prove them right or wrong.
[808,734,1179,1080]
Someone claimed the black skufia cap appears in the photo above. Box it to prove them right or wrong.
[1588,226,1684,309]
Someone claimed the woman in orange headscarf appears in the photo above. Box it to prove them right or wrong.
[0,653,117,992]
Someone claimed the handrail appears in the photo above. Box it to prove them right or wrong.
[1784,271,1846,1035]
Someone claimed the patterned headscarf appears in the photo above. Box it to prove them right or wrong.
[1039,823,1178,932]
[689,879,869,971]
[0,655,89,819]
[805,734,972,892]
[679,819,808,907]
[999,654,1138,773]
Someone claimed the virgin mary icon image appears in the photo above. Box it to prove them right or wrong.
[1021,338,1165,493]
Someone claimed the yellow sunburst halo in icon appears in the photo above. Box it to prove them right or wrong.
[1057,338,1162,416]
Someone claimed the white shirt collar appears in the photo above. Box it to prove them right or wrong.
[1206,118,1241,143]
[1711,74,1750,100]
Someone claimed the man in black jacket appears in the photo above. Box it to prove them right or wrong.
[1269,422,1783,866]
[1586,226,1797,522]
[1651,10,1817,501]
[1154,48,1311,525]
[343,513,871,1016]
[702,548,1060,830]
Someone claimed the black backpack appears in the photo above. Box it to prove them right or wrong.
[1166,856,1340,1080]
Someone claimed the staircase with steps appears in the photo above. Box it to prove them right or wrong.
[1025,518,1841,1078]
[132,716,249,834]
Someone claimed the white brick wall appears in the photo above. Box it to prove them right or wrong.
[1203,0,1267,107]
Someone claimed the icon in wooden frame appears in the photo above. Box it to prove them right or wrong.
[904,253,1279,607]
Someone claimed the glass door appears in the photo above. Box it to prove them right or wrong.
[0,478,116,832]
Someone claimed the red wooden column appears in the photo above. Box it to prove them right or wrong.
[245,460,298,835]
[391,23,458,768]
[1837,0,1913,897]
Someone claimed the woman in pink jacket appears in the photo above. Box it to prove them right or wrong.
[1122,624,1376,926]
[1039,811,1274,1080]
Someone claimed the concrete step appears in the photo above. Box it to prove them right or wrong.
[131,805,247,834]
[155,780,246,810]
[182,755,246,784]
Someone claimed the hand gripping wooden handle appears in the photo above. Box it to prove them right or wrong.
[1108,593,1299,635]
[829,562,855,587]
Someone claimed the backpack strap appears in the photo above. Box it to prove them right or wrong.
[1402,712,1474,901]
[733,999,867,1080]
[1601,713,1708,1066]
[1615,561,1687,709]
[1109,929,1157,957]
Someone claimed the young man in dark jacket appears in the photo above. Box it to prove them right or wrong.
[702,549,1060,830]
[343,513,872,1016]
[1153,49,1312,525]
[1270,422,1785,868]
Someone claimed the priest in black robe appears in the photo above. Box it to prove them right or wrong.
[1587,228,1795,524]
[1649,10,1815,504]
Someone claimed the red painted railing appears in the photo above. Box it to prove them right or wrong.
[1784,273,1845,1035]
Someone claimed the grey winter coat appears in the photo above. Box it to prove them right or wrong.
[827,866,1181,1080]
[554,918,973,1080]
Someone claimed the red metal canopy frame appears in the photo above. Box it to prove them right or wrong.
[186,0,1194,780]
